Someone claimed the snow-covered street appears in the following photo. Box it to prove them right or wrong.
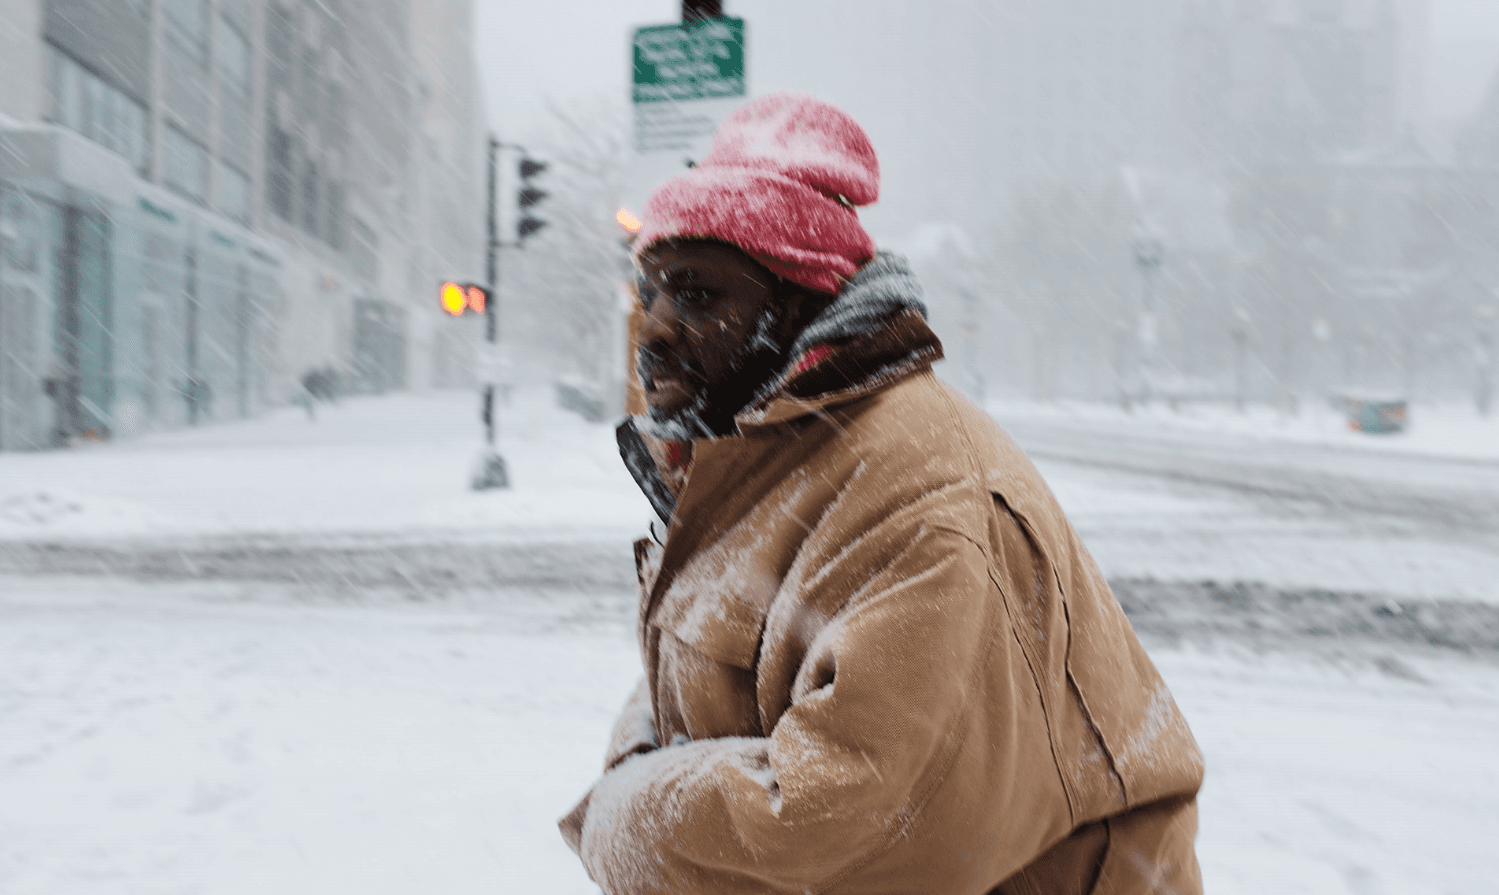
[3,388,1498,894]
[994,400,1499,606]
[3,576,1497,895]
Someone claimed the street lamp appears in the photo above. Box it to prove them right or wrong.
[1311,317,1332,409]
[1131,232,1165,405]
[1478,304,1496,417]
[1233,307,1251,413]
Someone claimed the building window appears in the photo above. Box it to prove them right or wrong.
[300,44,321,119]
[350,217,378,279]
[266,4,294,77]
[47,46,149,176]
[267,128,293,220]
[324,181,346,250]
[164,125,208,203]
[218,163,250,224]
[165,0,208,64]
[324,78,346,142]
[301,161,320,236]
[218,17,251,98]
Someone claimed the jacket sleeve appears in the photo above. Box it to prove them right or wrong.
[576,524,1019,895]
[559,676,660,856]
[602,677,657,772]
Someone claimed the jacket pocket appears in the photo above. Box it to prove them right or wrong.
[652,581,774,671]
[649,532,782,670]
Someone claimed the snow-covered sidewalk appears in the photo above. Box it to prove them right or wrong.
[2,577,1495,895]
[0,390,652,544]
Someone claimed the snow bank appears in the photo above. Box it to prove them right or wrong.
[0,389,653,544]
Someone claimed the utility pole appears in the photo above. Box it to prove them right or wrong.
[472,136,508,490]
[682,0,723,21]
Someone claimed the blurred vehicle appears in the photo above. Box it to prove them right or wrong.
[1333,393,1408,434]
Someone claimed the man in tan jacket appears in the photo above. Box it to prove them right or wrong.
[560,93,1204,895]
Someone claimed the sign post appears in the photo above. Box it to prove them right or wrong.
[624,17,747,216]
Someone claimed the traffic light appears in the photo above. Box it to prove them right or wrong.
[616,207,642,235]
[517,157,548,241]
[439,281,490,316]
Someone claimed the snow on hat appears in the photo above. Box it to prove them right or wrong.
[634,93,879,295]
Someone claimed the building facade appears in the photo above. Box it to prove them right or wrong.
[1178,0,1428,167]
[0,0,486,451]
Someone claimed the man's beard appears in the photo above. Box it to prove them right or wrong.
[637,303,788,440]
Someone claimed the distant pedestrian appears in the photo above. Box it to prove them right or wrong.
[560,93,1205,895]
[184,377,213,423]
[301,367,338,403]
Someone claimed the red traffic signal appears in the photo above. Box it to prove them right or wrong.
[440,281,490,316]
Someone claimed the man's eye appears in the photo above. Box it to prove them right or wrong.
[675,288,713,309]
[637,278,658,311]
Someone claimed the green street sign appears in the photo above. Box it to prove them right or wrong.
[632,18,745,104]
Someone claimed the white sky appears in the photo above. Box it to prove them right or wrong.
[472,0,676,145]
[1429,0,1499,119]
[474,0,1499,143]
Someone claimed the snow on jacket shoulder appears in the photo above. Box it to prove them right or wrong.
[560,263,1204,895]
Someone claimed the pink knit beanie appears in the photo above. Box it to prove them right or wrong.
[633,93,879,296]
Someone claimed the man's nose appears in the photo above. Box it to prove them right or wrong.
[638,293,683,347]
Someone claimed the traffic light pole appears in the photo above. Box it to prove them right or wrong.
[473,135,509,490]
[469,135,547,490]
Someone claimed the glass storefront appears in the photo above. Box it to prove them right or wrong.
[0,186,62,450]
[0,129,283,450]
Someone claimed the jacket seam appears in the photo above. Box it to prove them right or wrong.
[934,381,1084,821]
[988,562,1079,823]
[1018,510,1133,808]
[812,523,1003,894]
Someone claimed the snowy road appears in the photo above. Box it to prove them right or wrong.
[2,575,1496,895]
[1003,413,1499,539]
[992,404,1499,606]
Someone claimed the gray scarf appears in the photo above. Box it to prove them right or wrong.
[791,251,927,359]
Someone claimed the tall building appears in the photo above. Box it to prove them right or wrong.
[409,0,488,389]
[986,0,1188,193]
[1179,0,1428,167]
[0,0,487,451]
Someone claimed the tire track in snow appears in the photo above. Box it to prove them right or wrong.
[1001,418,1499,542]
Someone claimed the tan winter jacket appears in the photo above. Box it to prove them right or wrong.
[561,304,1204,895]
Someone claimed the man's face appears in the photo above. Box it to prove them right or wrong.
[636,241,787,434]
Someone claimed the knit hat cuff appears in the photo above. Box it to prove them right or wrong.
[634,167,876,296]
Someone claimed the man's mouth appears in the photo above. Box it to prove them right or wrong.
[639,345,703,404]
[643,370,693,407]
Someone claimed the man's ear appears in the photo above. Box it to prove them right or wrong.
[775,282,838,345]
